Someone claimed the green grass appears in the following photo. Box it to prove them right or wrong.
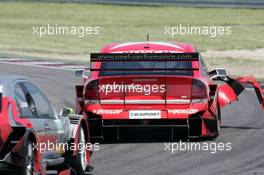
[0,2,264,58]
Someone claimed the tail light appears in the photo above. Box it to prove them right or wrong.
[191,79,208,103]
[84,80,100,104]
[0,85,2,112]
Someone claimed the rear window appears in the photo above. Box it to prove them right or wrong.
[99,61,193,76]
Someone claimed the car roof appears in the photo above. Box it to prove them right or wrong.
[0,75,31,96]
[0,75,29,84]
[100,41,196,53]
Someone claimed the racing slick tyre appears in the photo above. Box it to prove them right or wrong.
[70,127,87,175]
[213,108,221,138]
[21,140,37,175]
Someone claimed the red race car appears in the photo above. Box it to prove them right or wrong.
[75,42,264,140]
[0,75,92,175]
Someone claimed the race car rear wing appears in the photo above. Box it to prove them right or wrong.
[89,53,199,71]
[75,53,200,78]
[90,53,199,61]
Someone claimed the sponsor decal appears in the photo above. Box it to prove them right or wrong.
[93,109,122,114]
[19,101,29,108]
[168,109,198,114]
[111,50,183,53]
[91,53,198,61]
[129,110,161,119]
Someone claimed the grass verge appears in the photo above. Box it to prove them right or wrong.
[0,2,264,57]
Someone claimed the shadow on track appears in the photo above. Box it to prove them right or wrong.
[221,125,264,130]
[98,127,212,144]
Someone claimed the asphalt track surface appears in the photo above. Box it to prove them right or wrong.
[0,62,264,175]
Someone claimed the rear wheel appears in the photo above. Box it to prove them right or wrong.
[70,127,87,175]
[21,140,36,175]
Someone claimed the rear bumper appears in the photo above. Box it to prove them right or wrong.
[103,119,188,127]
[104,119,190,139]
[86,116,215,139]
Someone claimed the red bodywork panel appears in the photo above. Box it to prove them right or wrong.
[101,42,191,53]
[0,97,31,150]
[218,84,238,108]
[236,76,264,109]
[217,76,264,109]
